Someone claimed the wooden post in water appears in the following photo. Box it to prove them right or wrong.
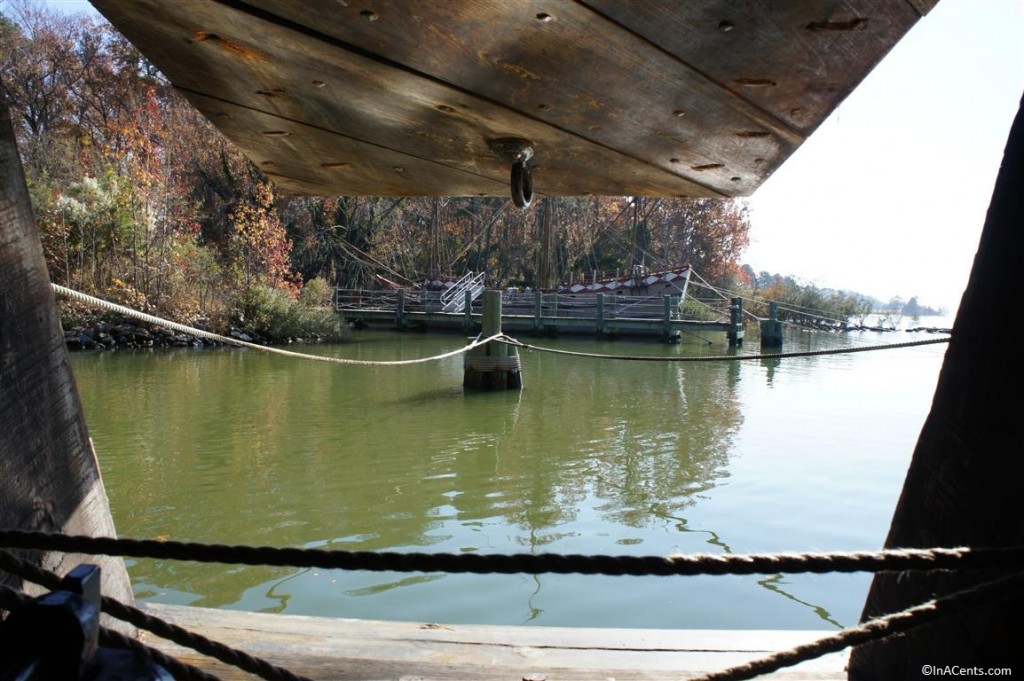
[727,296,744,347]
[0,94,134,626]
[662,295,676,342]
[850,94,1024,674]
[463,290,522,390]
[760,301,783,349]
[395,288,406,329]
[463,289,473,331]
[596,293,606,337]
[533,288,542,333]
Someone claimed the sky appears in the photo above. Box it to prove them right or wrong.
[743,0,1024,310]
[36,0,1024,311]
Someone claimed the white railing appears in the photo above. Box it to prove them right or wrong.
[440,271,486,312]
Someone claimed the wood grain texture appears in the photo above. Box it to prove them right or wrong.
[140,603,848,680]
[0,95,134,623]
[89,0,925,198]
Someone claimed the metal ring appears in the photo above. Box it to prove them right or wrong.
[511,160,533,209]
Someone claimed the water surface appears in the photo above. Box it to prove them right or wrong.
[71,323,949,630]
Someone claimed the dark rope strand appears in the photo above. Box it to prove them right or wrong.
[0,549,312,681]
[498,335,949,362]
[3,531,1024,576]
[691,570,1024,681]
[0,584,218,681]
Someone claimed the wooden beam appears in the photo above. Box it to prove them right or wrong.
[140,603,848,679]
[850,92,1024,674]
[0,92,134,624]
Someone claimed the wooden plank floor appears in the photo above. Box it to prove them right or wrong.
[139,603,848,680]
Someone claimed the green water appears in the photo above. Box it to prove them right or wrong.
[69,326,949,630]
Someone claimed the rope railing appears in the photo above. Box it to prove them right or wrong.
[2,530,1021,576]
[2,530,1022,681]
[695,570,1024,681]
[500,335,950,362]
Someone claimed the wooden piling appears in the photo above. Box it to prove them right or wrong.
[662,295,679,342]
[463,290,522,390]
[849,92,1024,676]
[395,288,406,329]
[727,297,744,347]
[760,302,784,349]
[0,95,134,627]
[533,288,542,333]
[463,289,473,330]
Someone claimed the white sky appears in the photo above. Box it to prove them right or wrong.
[38,0,1024,311]
[744,0,1024,310]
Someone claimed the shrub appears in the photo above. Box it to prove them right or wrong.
[237,284,344,342]
[298,277,333,308]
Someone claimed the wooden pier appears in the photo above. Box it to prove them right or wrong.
[139,603,848,680]
[337,288,732,342]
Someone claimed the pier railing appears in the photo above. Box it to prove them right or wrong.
[335,287,731,323]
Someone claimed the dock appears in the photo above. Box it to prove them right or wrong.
[139,603,848,679]
[335,288,733,342]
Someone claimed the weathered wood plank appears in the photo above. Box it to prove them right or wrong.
[578,0,924,136]
[89,1,925,199]
[236,0,806,196]
[140,603,848,680]
[91,0,727,199]
[0,91,134,626]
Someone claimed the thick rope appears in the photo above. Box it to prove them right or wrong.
[0,549,311,681]
[691,569,1024,681]
[0,584,218,681]
[3,531,1022,576]
[500,335,950,362]
[52,283,498,366]
[6,537,1023,680]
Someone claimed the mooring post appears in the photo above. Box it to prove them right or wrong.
[463,289,473,330]
[760,301,783,349]
[596,293,606,336]
[463,290,522,390]
[395,288,406,329]
[533,288,542,333]
[662,294,672,341]
[728,296,744,347]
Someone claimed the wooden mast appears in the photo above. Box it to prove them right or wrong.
[0,93,134,618]
[849,92,1024,674]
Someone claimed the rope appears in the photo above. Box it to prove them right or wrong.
[692,569,1024,681]
[0,584,219,681]
[499,335,950,362]
[3,531,1022,576]
[6,534,1024,678]
[52,283,498,367]
[0,549,312,681]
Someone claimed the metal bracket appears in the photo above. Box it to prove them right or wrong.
[489,137,534,209]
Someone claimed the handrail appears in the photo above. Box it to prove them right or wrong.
[441,271,486,312]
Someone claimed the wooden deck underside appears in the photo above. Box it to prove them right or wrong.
[89,0,933,199]
[140,603,848,680]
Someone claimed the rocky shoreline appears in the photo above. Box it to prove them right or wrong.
[62,317,327,351]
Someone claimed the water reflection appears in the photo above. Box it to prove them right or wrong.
[68,326,937,627]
